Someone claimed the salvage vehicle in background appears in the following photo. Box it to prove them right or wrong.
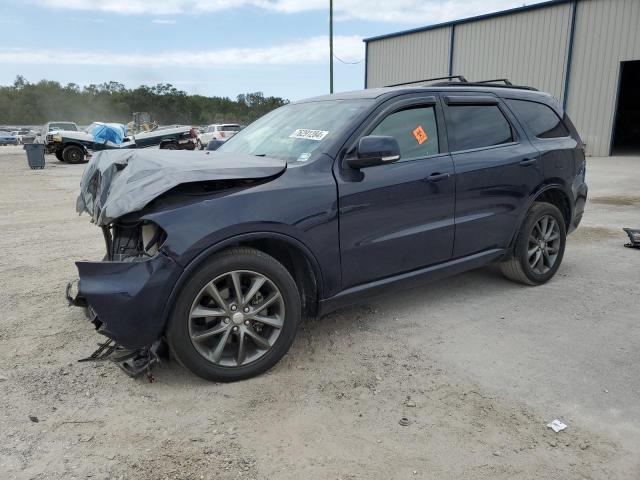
[0,131,20,146]
[47,123,197,163]
[35,121,78,144]
[196,123,241,149]
[68,80,587,382]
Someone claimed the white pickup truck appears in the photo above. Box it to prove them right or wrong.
[45,122,197,163]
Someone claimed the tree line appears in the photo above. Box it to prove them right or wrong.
[0,76,289,126]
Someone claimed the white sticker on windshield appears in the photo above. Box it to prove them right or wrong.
[290,129,329,141]
[297,152,312,162]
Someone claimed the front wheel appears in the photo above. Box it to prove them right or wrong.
[167,247,301,382]
[501,202,566,285]
[55,149,64,162]
[196,139,203,150]
[62,145,85,163]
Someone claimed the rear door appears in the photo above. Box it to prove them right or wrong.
[442,94,543,257]
[504,97,583,186]
[335,95,456,289]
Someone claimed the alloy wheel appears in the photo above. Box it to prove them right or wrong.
[188,270,285,367]
[527,215,561,274]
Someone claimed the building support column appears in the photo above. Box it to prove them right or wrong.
[563,0,578,110]
[448,25,456,77]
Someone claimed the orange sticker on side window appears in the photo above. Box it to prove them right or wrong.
[412,125,428,145]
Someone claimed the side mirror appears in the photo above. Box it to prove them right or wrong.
[346,135,401,169]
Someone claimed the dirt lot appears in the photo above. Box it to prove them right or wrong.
[1,147,639,479]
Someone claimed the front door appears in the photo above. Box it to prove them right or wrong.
[335,96,456,289]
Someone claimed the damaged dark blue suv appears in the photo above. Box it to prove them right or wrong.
[69,82,587,381]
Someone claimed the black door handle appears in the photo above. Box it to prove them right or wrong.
[519,158,537,166]
[426,172,451,182]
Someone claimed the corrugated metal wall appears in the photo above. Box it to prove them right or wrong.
[366,26,451,88]
[567,0,640,156]
[365,0,640,156]
[452,2,572,104]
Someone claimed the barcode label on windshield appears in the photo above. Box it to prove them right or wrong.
[289,129,329,141]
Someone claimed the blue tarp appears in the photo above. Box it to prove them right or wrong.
[91,123,127,145]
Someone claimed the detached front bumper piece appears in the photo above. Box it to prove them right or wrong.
[67,253,183,350]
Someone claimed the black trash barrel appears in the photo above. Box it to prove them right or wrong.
[24,143,45,169]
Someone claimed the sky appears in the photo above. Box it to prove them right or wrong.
[0,0,546,101]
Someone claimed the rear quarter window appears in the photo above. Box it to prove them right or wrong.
[506,99,570,139]
[447,105,513,151]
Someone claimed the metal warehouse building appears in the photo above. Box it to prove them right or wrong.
[363,0,640,156]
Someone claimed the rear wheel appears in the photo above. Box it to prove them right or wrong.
[501,202,566,285]
[167,247,301,382]
[196,139,203,150]
[62,145,85,163]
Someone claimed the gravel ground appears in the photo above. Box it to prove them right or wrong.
[1,146,639,479]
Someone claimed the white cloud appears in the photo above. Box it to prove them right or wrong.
[28,0,546,24]
[0,35,363,67]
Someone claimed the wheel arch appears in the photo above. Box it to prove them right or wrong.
[60,141,88,154]
[161,232,323,328]
[507,184,572,254]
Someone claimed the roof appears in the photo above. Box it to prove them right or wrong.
[296,85,554,104]
[363,0,573,43]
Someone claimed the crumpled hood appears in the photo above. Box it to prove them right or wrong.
[76,149,287,226]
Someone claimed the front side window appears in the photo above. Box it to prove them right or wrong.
[370,106,439,161]
[447,105,513,152]
[506,99,570,139]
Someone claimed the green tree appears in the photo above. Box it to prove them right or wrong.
[0,76,288,126]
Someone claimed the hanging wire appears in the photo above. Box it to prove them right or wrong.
[333,54,364,65]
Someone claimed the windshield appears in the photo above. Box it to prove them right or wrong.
[49,123,78,132]
[84,122,100,133]
[218,99,372,162]
[49,122,77,131]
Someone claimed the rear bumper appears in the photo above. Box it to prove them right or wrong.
[570,181,588,233]
[68,253,183,349]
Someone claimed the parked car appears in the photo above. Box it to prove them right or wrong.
[0,131,19,146]
[9,131,24,144]
[196,124,241,149]
[46,123,197,163]
[68,83,587,382]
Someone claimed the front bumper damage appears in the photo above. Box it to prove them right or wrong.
[66,252,182,377]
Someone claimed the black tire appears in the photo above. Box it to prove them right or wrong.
[196,139,203,150]
[55,150,64,162]
[161,141,178,150]
[501,202,566,285]
[62,145,85,164]
[167,247,301,382]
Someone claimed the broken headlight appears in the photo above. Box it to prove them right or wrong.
[103,220,166,261]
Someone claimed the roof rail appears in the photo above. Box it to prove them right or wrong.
[384,75,468,87]
[475,78,513,85]
[431,80,538,91]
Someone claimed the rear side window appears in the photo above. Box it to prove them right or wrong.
[506,99,569,139]
[370,106,439,161]
[221,125,241,131]
[447,105,513,151]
